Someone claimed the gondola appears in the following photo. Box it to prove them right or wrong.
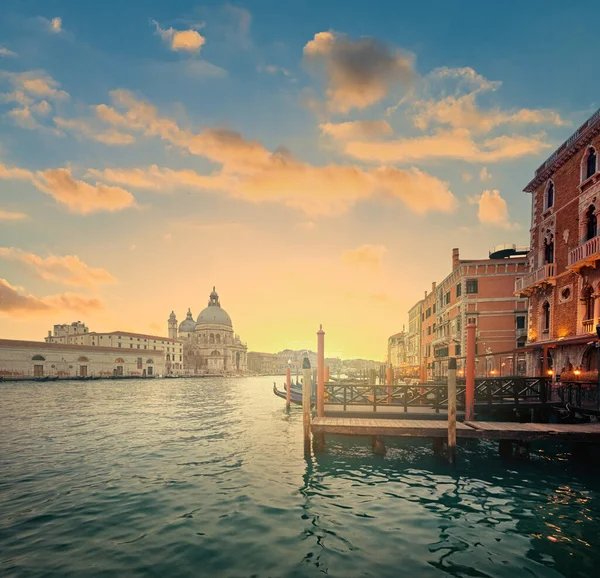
[272,382,315,406]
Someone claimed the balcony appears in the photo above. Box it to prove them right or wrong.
[568,235,600,270]
[515,263,556,295]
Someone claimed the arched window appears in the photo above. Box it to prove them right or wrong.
[586,147,597,180]
[544,235,554,264]
[78,356,89,362]
[542,301,551,332]
[167,354,171,361]
[586,205,598,241]
[146,359,154,364]
[545,181,554,210]
[210,334,215,344]
[115,358,124,363]
[31,355,45,361]
[216,334,221,344]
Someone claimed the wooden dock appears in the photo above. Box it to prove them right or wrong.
[311,417,600,443]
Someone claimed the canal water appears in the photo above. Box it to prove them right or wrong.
[1,377,599,577]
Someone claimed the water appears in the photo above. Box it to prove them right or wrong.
[1,377,599,577]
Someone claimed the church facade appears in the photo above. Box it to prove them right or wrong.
[168,288,247,375]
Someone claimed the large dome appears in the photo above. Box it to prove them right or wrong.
[197,306,232,326]
[196,287,232,327]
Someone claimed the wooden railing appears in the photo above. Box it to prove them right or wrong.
[324,377,551,413]
[515,263,555,293]
[568,236,600,267]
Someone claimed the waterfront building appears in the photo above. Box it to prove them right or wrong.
[171,287,248,375]
[417,247,528,379]
[0,339,167,379]
[45,325,183,374]
[247,349,323,376]
[517,108,600,375]
[407,300,423,369]
[387,329,409,375]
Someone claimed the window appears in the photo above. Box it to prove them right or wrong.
[544,236,554,264]
[583,286,594,321]
[130,344,133,348]
[545,181,554,210]
[585,205,598,241]
[586,147,597,180]
[427,326,431,335]
[433,303,437,313]
[445,291,450,305]
[543,301,551,332]
[425,308,431,318]
[466,279,478,294]
[455,344,461,356]
[456,283,462,298]
[119,343,122,348]
[516,316,526,329]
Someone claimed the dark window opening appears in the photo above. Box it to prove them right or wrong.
[466,279,478,294]
[546,182,554,209]
[586,205,597,241]
[543,301,550,332]
[456,283,462,297]
[586,148,597,180]
[544,237,554,264]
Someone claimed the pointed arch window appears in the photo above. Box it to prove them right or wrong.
[545,181,554,210]
[586,205,598,241]
[583,286,594,321]
[542,301,551,333]
[586,147,597,180]
[544,235,554,264]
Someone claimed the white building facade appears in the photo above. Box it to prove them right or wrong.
[0,339,167,379]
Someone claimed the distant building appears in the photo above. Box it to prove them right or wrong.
[517,107,600,375]
[0,339,167,379]
[407,299,423,369]
[387,329,408,369]
[417,247,528,379]
[45,325,183,375]
[170,287,248,375]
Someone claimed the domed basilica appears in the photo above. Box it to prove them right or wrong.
[168,288,247,375]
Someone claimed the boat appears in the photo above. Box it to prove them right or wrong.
[272,382,315,406]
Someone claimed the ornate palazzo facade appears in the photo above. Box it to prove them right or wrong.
[168,288,247,375]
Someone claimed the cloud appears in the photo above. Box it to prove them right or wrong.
[1,71,69,100]
[89,91,457,216]
[0,247,116,287]
[0,278,102,317]
[152,20,206,52]
[343,129,551,164]
[319,120,393,140]
[54,117,135,145]
[461,172,473,182]
[0,209,28,221]
[469,189,514,229]
[0,47,17,57]
[0,162,137,214]
[49,17,62,33]
[303,31,415,113]
[342,244,387,267]
[394,67,567,134]
[479,167,492,181]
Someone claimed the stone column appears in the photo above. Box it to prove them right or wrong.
[594,294,600,328]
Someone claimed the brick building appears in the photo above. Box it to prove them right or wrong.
[418,247,528,379]
[517,108,600,375]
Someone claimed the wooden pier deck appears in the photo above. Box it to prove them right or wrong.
[311,417,600,443]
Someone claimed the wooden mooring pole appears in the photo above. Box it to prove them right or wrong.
[317,325,325,418]
[447,357,457,464]
[302,357,312,456]
[466,322,476,421]
[285,366,291,411]
[386,364,392,404]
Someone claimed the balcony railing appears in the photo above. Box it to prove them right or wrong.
[568,235,600,267]
[581,319,595,334]
[515,263,555,293]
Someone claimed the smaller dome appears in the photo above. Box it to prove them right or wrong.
[179,308,196,333]
[169,311,177,321]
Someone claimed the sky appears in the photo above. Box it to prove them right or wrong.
[0,0,598,360]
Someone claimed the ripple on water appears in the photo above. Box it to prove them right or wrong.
[1,377,600,578]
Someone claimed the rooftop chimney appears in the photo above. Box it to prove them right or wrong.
[432,281,436,292]
[452,248,460,271]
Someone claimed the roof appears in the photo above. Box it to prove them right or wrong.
[524,107,600,192]
[0,338,164,354]
[87,331,179,343]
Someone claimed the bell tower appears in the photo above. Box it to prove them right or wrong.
[168,311,178,339]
